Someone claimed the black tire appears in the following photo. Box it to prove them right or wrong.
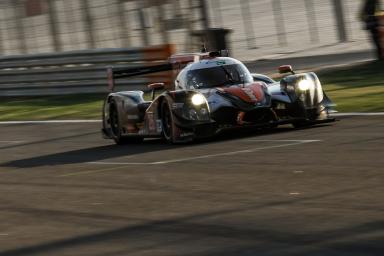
[291,104,319,129]
[292,114,316,128]
[109,100,143,145]
[161,100,174,143]
[292,121,310,128]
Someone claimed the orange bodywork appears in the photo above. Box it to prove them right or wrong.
[222,83,266,104]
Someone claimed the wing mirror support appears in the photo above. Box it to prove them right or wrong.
[147,83,165,100]
[278,65,295,75]
[107,67,115,92]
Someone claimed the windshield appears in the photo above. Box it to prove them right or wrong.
[186,64,253,89]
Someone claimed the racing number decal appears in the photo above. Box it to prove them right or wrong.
[242,87,258,102]
[147,112,156,132]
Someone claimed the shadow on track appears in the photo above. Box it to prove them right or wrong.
[1,124,332,168]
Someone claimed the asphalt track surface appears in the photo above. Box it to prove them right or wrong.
[0,116,383,256]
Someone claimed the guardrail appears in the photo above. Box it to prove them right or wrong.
[0,44,175,96]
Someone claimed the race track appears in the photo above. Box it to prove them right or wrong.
[0,116,383,256]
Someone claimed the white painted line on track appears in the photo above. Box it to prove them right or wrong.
[0,120,100,125]
[59,140,321,177]
[331,112,384,116]
[244,139,320,142]
[0,140,26,147]
[0,141,25,143]
[87,140,320,166]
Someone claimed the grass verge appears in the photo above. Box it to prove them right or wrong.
[318,61,384,112]
[0,61,382,121]
[0,94,105,121]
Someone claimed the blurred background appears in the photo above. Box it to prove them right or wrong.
[0,0,374,60]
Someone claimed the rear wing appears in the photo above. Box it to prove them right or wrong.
[107,63,173,92]
[106,50,230,92]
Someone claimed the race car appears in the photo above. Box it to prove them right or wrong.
[102,51,335,144]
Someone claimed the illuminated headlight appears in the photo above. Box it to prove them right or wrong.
[191,94,206,105]
[298,79,311,91]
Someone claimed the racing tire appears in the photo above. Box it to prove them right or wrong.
[292,121,310,128]
[291,101,321,129]
[292,111,317,128]
[109,100,143,145]
[161,100,175,143]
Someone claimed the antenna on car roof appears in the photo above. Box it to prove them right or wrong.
[201,43,207,53]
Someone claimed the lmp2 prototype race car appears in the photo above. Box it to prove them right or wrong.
[102,50,335,144]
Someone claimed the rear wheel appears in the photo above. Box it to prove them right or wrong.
[292,121,310,128]
[109,100,143,144]
[161,101,174,143]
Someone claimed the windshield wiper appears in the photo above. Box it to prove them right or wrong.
[220,66,236,84]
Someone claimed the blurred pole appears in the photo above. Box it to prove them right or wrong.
[272,0,287,46]
[240,0,257,49]
[138,0,150,45]
[186,0,194,51]
[47,0,61,52]
[81,0,96,49]
[156,2,169,43]
[14,0,27,54]
[0,26,2,54]
[173,0,182,19]
[0,8,3,54]
[214,0,223,27]
[304,0,319,44]
[332,0,348,42]
[199,0,210,30]
[116,0,130,47]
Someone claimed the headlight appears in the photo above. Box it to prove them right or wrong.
[191,94,205,105]
[298,79,311,91]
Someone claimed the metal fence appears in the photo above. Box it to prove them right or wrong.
[0,44,175,96]
[0,0,373,58]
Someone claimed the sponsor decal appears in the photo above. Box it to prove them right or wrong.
[172,103,184,109]
[180,132,194,138]
[156,120,162,133]
[223,84,265,104]
[242,87,258,102]
[147,112,156,132]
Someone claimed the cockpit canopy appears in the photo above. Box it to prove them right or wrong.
[186,63,253,89]
[175,57,253,90]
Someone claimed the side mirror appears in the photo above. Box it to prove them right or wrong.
[147,82,165,90]
[278,65,295,75]
[147,82,165,100]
